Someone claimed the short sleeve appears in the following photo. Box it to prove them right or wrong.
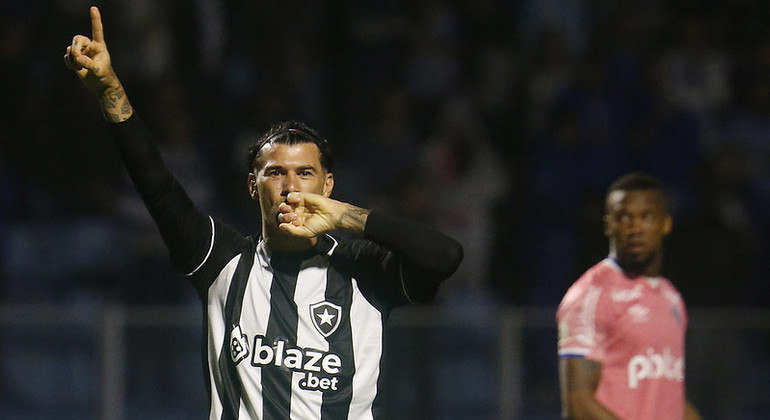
[557,283,608,362]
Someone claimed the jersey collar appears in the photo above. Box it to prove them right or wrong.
[605,257,662,287]
[257,234,339,268]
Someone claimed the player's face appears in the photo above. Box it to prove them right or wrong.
[604,189,672,274]
[248,142,333,230]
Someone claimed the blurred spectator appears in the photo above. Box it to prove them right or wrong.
[660,14,732,150]
[338,86,422,208]
[516,0,590,57]
[421,95,509,300]
[520,28,575,139]
[666,146,762,306]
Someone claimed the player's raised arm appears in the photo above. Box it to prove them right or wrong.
[64,6,133,123]
[63,7,215,277]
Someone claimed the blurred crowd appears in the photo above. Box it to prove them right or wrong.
[1,0,769,308]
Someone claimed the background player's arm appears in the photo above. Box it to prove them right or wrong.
[559,357,621,420]
[64,6,133,123]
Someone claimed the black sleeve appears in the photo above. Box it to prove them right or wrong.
[362,211,464,303]
[108,114,215,275]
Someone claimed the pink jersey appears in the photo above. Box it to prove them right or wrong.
[557,259,688,420]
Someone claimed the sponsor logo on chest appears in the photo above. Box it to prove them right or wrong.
[627,347,684,389]
[227,300,346,392]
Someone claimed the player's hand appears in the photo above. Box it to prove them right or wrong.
[63,7,119,93]
[278,192,369,238]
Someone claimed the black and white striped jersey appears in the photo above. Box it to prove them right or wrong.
[109,115,463,420]
[191,218,419,419]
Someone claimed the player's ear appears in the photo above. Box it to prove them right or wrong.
[248,173,258,200]
[662,214,673,236]
[322,172,334,197]
[603,214,612,237]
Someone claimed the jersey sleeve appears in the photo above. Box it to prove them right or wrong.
[556,279,610,362]
[185,219,251,296]
[108,115,229,280]
[341,211,463,309]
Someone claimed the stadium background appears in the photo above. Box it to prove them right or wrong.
[1,0,769,418]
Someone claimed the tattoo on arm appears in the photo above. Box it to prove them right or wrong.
[337,206,370,232]
[98,85,133,123]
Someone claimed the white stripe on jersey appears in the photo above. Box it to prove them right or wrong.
[558,347,591,357]
[245,242,274,338]
[237,245,274,418]
[206,254,241,419]
[186,216,216,276]
[290,256,330,419]
[398,261,415,304]
[238,366,261,419]
[576,286,602,347]
[347,278,382,420]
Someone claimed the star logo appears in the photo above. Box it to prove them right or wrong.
[317,308,336,326]
[309,301,342,338]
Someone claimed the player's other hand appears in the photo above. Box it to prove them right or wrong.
[278,193,369,238]
[63,7,119,93]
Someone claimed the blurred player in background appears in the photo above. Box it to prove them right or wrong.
[556,172,700,419]
[64,7,462,419]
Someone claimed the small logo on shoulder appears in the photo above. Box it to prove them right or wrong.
[310,301,342,338]
[230,325,250,364]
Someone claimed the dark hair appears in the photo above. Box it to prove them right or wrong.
[606,172,668,210]
[607,172,663,193]
[247,121,334,173]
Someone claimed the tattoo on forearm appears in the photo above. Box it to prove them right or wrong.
[103,89,123,107]
[99,85,133,123]
[105,112,122,123]
[337,207,370,231]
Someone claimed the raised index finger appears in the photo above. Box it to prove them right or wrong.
[90,6,105,42]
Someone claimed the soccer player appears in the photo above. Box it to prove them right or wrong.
[556,173,701,419]
[64,7,463,419]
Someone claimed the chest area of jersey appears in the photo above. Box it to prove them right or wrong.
[222,259,380,394]
[239,259,360,336]
[607,282,685,350]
